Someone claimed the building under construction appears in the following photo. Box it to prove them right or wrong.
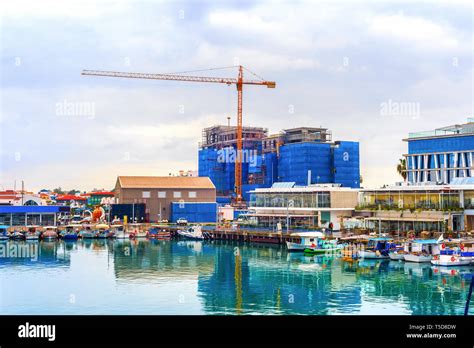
[199,125,360,202]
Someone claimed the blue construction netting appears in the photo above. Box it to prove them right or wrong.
[170,202,217,223]
[278,143,333,185]
[216,196,231,205]
[333,141,360,188]
[264,152,278,186]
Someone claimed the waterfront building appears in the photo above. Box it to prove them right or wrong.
[404,118,474,184]
[114,176,216,222]
[0,205,70,226]
[87,191,115,206]
[357,179,474,233]
[247,182,358,230]
[198,125,360,203]
[0,190,45,206]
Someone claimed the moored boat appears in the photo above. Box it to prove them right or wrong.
[389,249,406,260]
[403,239,440,263]
[0,225,10,241]
[25,226,40,241]
[10,230,25,240]
[431,253,471,266]
[112,224,130,239]
[147,225,171,239]
[127,223,147,239]
[177,225,204,240]
[303,239,342,255]
[359,237,397,259]
[79,226,95,239]
[61,224,81,240]
[42,226,58,241]
[285,231,325,251]
[94,224,112,238]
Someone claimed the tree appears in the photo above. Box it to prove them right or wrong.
[53,187,64,194]
[397,158,407,180]
[67,189,79,195]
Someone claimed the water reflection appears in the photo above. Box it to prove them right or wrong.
[0,240,472,315]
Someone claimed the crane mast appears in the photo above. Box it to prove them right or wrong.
[82,66,275,205]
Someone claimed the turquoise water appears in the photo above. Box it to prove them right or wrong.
[0,239,473,315]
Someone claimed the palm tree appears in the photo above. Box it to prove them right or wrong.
[397,158,407,180]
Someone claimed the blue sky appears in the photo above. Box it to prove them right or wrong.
[0,0,472,192]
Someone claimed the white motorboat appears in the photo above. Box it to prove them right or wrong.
[285,231,325,251]
[177,225,204,240]
[112,225,130,239]
[389,249,405,260]
[431,253,471,266]
[403,239,440,263]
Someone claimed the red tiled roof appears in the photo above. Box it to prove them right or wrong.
[89,191,114,196]
[56,195,88,201]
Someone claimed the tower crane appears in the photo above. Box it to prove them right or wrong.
[82,66,275,204]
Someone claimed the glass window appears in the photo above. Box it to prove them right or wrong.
[142,191,151,198]
[158,191,166,198]
[26,214,41,225]
[188,191,197,198]
[173,192,182,198]
[41,214,55,226]
[0,214,10,225]
[12,213,26,226]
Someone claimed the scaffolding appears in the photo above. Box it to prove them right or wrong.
[200,125,268,150]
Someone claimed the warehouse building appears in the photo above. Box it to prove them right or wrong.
[114,176,216,222]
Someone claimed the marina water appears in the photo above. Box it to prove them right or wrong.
[0,239,473,315]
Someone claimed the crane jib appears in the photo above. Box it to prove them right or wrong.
[81,70,275,87]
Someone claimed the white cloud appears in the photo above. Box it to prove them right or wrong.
[0,0,132,18]
[369,14,459,49]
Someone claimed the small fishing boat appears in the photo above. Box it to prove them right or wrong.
[10,230,25,240]
[61,224,81,240]
[431,241,473,266]
[389,248,406,260]
[403,239,440,263]
[177,225,204,240]
[25,226,40,241]
[303,239,342,255]
[286,231,325,251]
[431,253,471,266]
[127,224,147,239]
[42,226,58,241]
[359,237,397,259]
[94,224,112,239]
[112,224,130,239]
[0,225,10,241]
[147,225,172,239]
[79,226,95,239]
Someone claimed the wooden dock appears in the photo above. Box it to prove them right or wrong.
[168,225,303,245]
